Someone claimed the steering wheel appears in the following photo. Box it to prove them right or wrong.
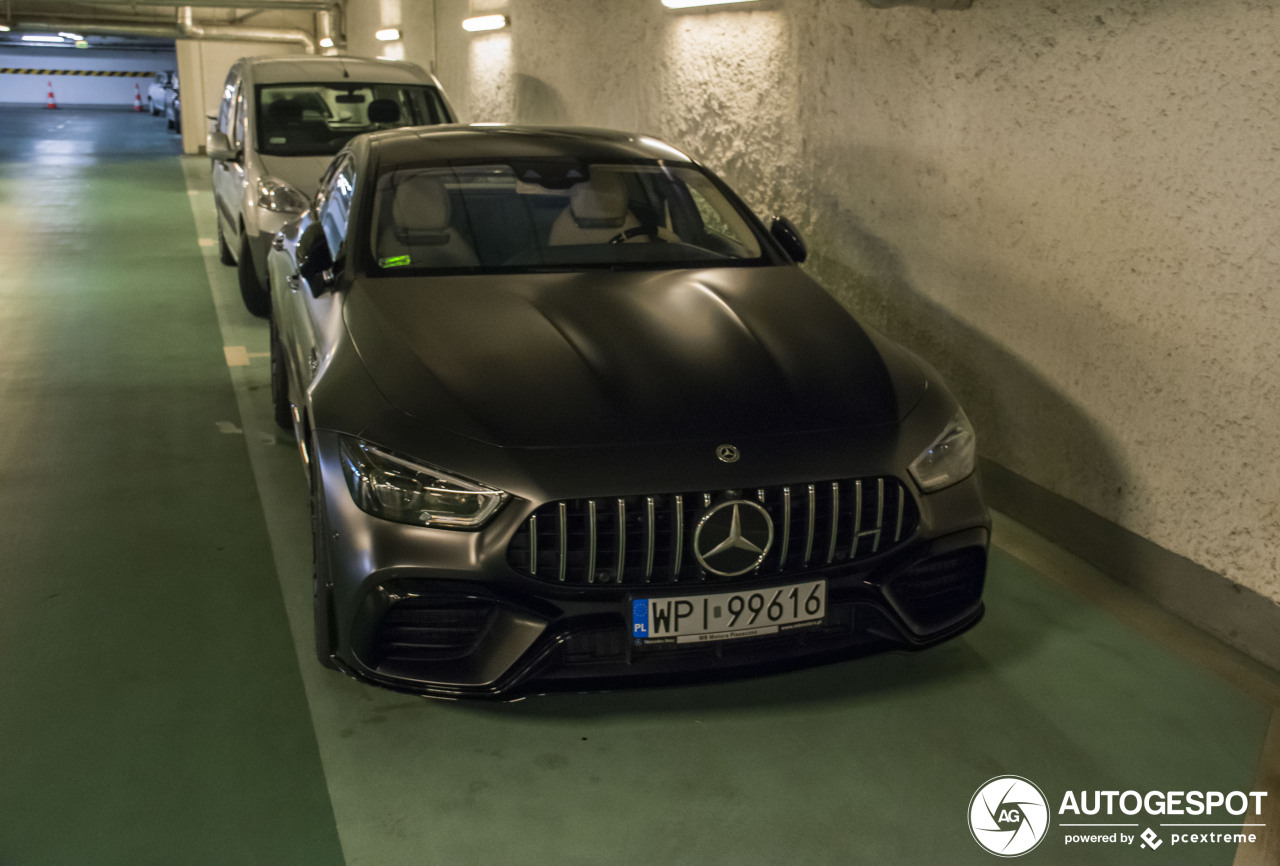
[608,224,667,245]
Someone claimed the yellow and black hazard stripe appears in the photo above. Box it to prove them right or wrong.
[0,68,155,77]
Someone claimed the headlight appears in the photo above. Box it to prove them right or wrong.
[338,437,509,528]
[256,177,309,214]
[909,410,977,493]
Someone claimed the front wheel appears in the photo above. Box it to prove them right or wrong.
[238,235,271,317]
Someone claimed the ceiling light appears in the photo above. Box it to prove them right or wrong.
[662,0,760,7]
[22,34,66,43]
[58,31,83,40]
[374,27,400,42]
[319,36,334,48]
[0,25,10,32]
[462,14,508,32]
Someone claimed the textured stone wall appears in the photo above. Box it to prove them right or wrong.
[422,0,1280,602]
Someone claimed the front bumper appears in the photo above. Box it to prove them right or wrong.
[313,433,991,700]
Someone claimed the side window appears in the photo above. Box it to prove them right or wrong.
[216,72,236,135]
[319,156,356,260]
[232,86,246,150]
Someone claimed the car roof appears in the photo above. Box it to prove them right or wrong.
[366,125,697,167]
[236,55,436,86]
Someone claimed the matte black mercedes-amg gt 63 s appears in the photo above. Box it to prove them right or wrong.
[267,124,989,699]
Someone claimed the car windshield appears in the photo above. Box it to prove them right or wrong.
[368,162,767,274]
[256,83,449,157]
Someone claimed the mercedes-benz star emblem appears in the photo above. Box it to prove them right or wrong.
[693,500,774,577]
[716,444,740,463]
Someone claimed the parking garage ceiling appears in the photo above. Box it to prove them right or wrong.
[0,0,330,50]
[1,0,976,52]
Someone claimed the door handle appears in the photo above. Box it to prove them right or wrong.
[286,274,300,292]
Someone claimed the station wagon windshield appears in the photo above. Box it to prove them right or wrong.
[256,83,449,157]
[369,162,769,274]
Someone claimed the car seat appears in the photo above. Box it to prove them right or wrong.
[378,174,479,268]
[548,169,640,245]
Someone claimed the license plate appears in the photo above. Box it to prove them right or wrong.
[631,580,826,644]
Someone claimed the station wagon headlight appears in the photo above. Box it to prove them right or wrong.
[257,177,309,214]
[338,436,509,528]
[909,410,977,493]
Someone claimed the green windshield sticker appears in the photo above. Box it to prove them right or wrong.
[379,255,412,268]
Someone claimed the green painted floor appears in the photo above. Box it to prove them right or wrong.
[1,105,1276,865]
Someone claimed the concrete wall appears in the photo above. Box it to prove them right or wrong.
[348,1,1280,615]
[0,47,174,106]
[346,0,438,67]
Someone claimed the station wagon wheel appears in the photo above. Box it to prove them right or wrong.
[608,224,668,244]
[237,234,271,317]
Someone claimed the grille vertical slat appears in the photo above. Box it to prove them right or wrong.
[529,514,538,574]
[615,499,627,583]
[778,486,792,571]
[803,484,816,566]
[557,502,568,582]
[644,496,656,579]
[586,499,598,584]
[826,482,840,564]
[852,480,863,561]
[672,494,684,579]
[510,476,918,587]
[872,478,885,553]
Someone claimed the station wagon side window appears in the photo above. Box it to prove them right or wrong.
[216,72,236,136]
[232,85,246,151]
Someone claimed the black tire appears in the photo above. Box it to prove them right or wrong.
[216,218,235,266]
[237,234,271,317]
[311,466,340,670]
[269,317,293,432]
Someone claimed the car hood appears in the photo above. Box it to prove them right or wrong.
[256,153,333,197]
[343,266,912,449]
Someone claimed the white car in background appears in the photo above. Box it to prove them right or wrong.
[206,55,456,316]
[147,71,174,116]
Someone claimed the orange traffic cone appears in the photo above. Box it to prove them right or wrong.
[45,80,58,110]
[132,83,143,112]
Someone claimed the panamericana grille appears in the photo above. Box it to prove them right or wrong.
[507,477,918,587]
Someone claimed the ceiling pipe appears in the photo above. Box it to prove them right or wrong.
[861,0,973,7]
[315,6,337,53]
[37,0,333,8]
[177,5,316,53]
[15,19,178,39]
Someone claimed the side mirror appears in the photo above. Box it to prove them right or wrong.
[770,216,807,264]
[297,222,337,296]
[206,130,236,162]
